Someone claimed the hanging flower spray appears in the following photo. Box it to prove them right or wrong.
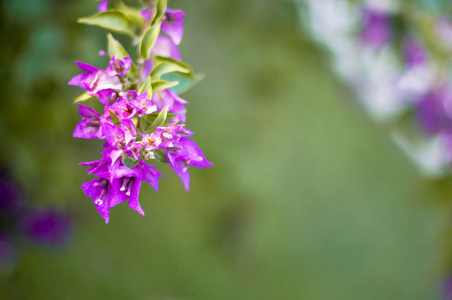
[70,0,212,223]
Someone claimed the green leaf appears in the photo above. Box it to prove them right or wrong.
[73,91,93,104]
[139,23,161,59]
[154,56,194,74]
[122,152,139,168]
[139,75,153,95]
[108,108,121,126]
[107,33,130,58]
[114,1,145,29]
[143,106,169,132]
[153,0,167,25]
[144,110,178,125]
[151,80,179,93]
[162,72,205,94]
[152,149,168,163]
[151,61,190,81]
[78,10,136,37]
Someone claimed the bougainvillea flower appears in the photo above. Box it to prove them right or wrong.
[167,137,213,191]
[69,61,122,95]
[112,99,137,120]
[73,1,212,223]
[151,35,181,60]
[97,89,118,106]
[20,209,72,246]
[130,92,157,116]
[106,56,132,77]
[162,9,185,45]
[82,177,116,223]
[360,9,392,48]
[103,122,131,150]
[74,104,104,139]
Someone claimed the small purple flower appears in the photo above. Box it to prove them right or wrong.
[142,133,163,152]
[103,122,136,150]
[20,209,72,246]
[167,137,213,191]
[151,35,181,60]
[130,92,157,116]
[98,89,118,106]
[111,99,137,120]
[162,9,185,45]
[74,104,104,139]
[82,177,116,223]
[106,56,132,77]
[98,0,109,12]
[360,9,392,48]
[69,61,122,95]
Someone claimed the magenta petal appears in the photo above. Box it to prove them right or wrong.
[98,0,109,12]
[151,35,181,60]
[128,179,144,215]
[78,103,100,119]
[68,73,90,88]
[142,59,153,79]
[162,9,185,45]
[98,90,117,106]
[75,61,99,73]
[73,120,99,139]
[82,178,113,223]
[172,159,190,191]
[140,160,162,191]
[141,9,154,20]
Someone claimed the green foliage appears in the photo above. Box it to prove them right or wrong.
[151,80,179,93]
[142,106,170,132]
[122,152,139,168]
[73,91,93,104]
[139,23,161,59]
[139,75,153,95]
[78,10,136,37]
[151,61,190,81]
[108,108,121,126]
[152,149,167,163]
[152,0,167,26]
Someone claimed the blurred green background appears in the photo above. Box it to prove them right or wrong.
[0,0,449,298]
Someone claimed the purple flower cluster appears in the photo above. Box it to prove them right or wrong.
[71,1,212,223]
